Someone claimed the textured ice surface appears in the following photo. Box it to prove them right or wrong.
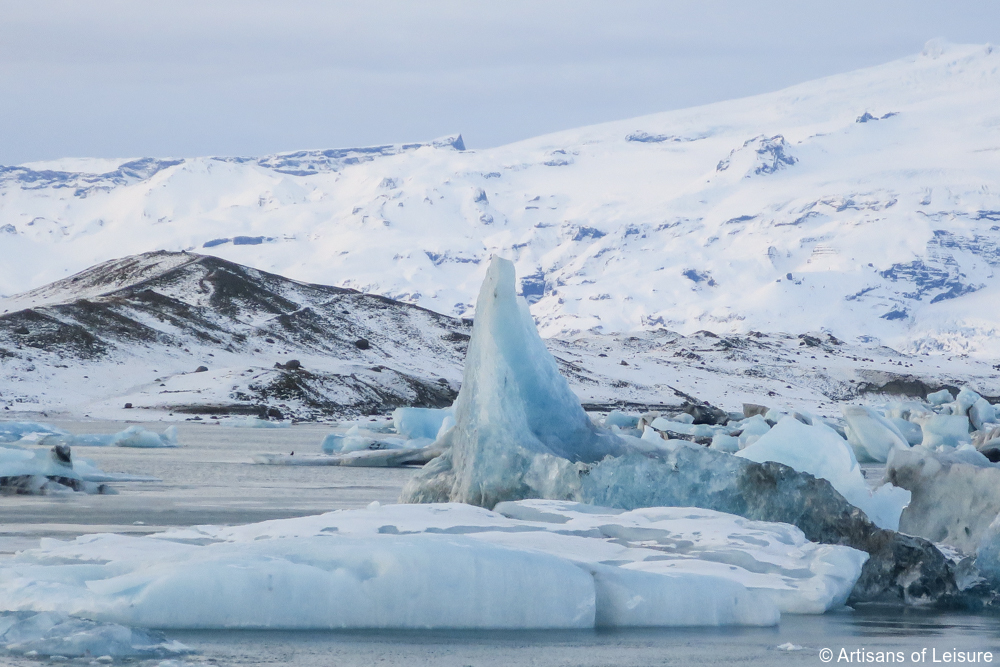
[737,417,910,530]
[842,406,910,463]
[888,446,1000,552]
[0,502,871,628]
[0,612,191,658]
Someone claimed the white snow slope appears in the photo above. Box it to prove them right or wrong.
[2,41,1000,355]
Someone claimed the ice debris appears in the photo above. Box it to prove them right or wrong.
[0,502,872,628]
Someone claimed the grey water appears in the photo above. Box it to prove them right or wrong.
[2,421,999,666]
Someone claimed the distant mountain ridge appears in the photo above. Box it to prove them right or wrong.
[2,41,1000,356]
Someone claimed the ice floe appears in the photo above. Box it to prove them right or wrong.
[0,501,869,628]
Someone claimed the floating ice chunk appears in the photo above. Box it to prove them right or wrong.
[928,389,955,406]
[888,446,1000,552]
[0,612,191,658]
[223,417,289,428]
[737,417,910,530]
[970,399,997,432]
[392,407,454,440]
[0,422,68,443]
[41,426,178,448]
[0,445,119,494]
[913,414,971,448]
[956,387,982,416]
[321,433,344,454]
[114,425,178,448]
[710,433,740,453]
[842,406,910,462]
[670,413,695,425]
[604,411,640,429]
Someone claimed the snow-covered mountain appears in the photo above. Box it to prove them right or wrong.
[3,40,1000,355]
[3,251,999,421]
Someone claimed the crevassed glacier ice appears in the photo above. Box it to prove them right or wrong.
[736,417,910,531]
[0,502,875,628]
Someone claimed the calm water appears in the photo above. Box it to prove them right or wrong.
[2,421,999,666]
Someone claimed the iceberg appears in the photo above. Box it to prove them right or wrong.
[402,257,626,507]
[0,502,873,628]
[401,257,955,606]
[928,389,955,406]
[736,417,910,531]
[913,414,972,448]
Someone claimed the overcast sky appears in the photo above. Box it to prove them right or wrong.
[2,1,998,165]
